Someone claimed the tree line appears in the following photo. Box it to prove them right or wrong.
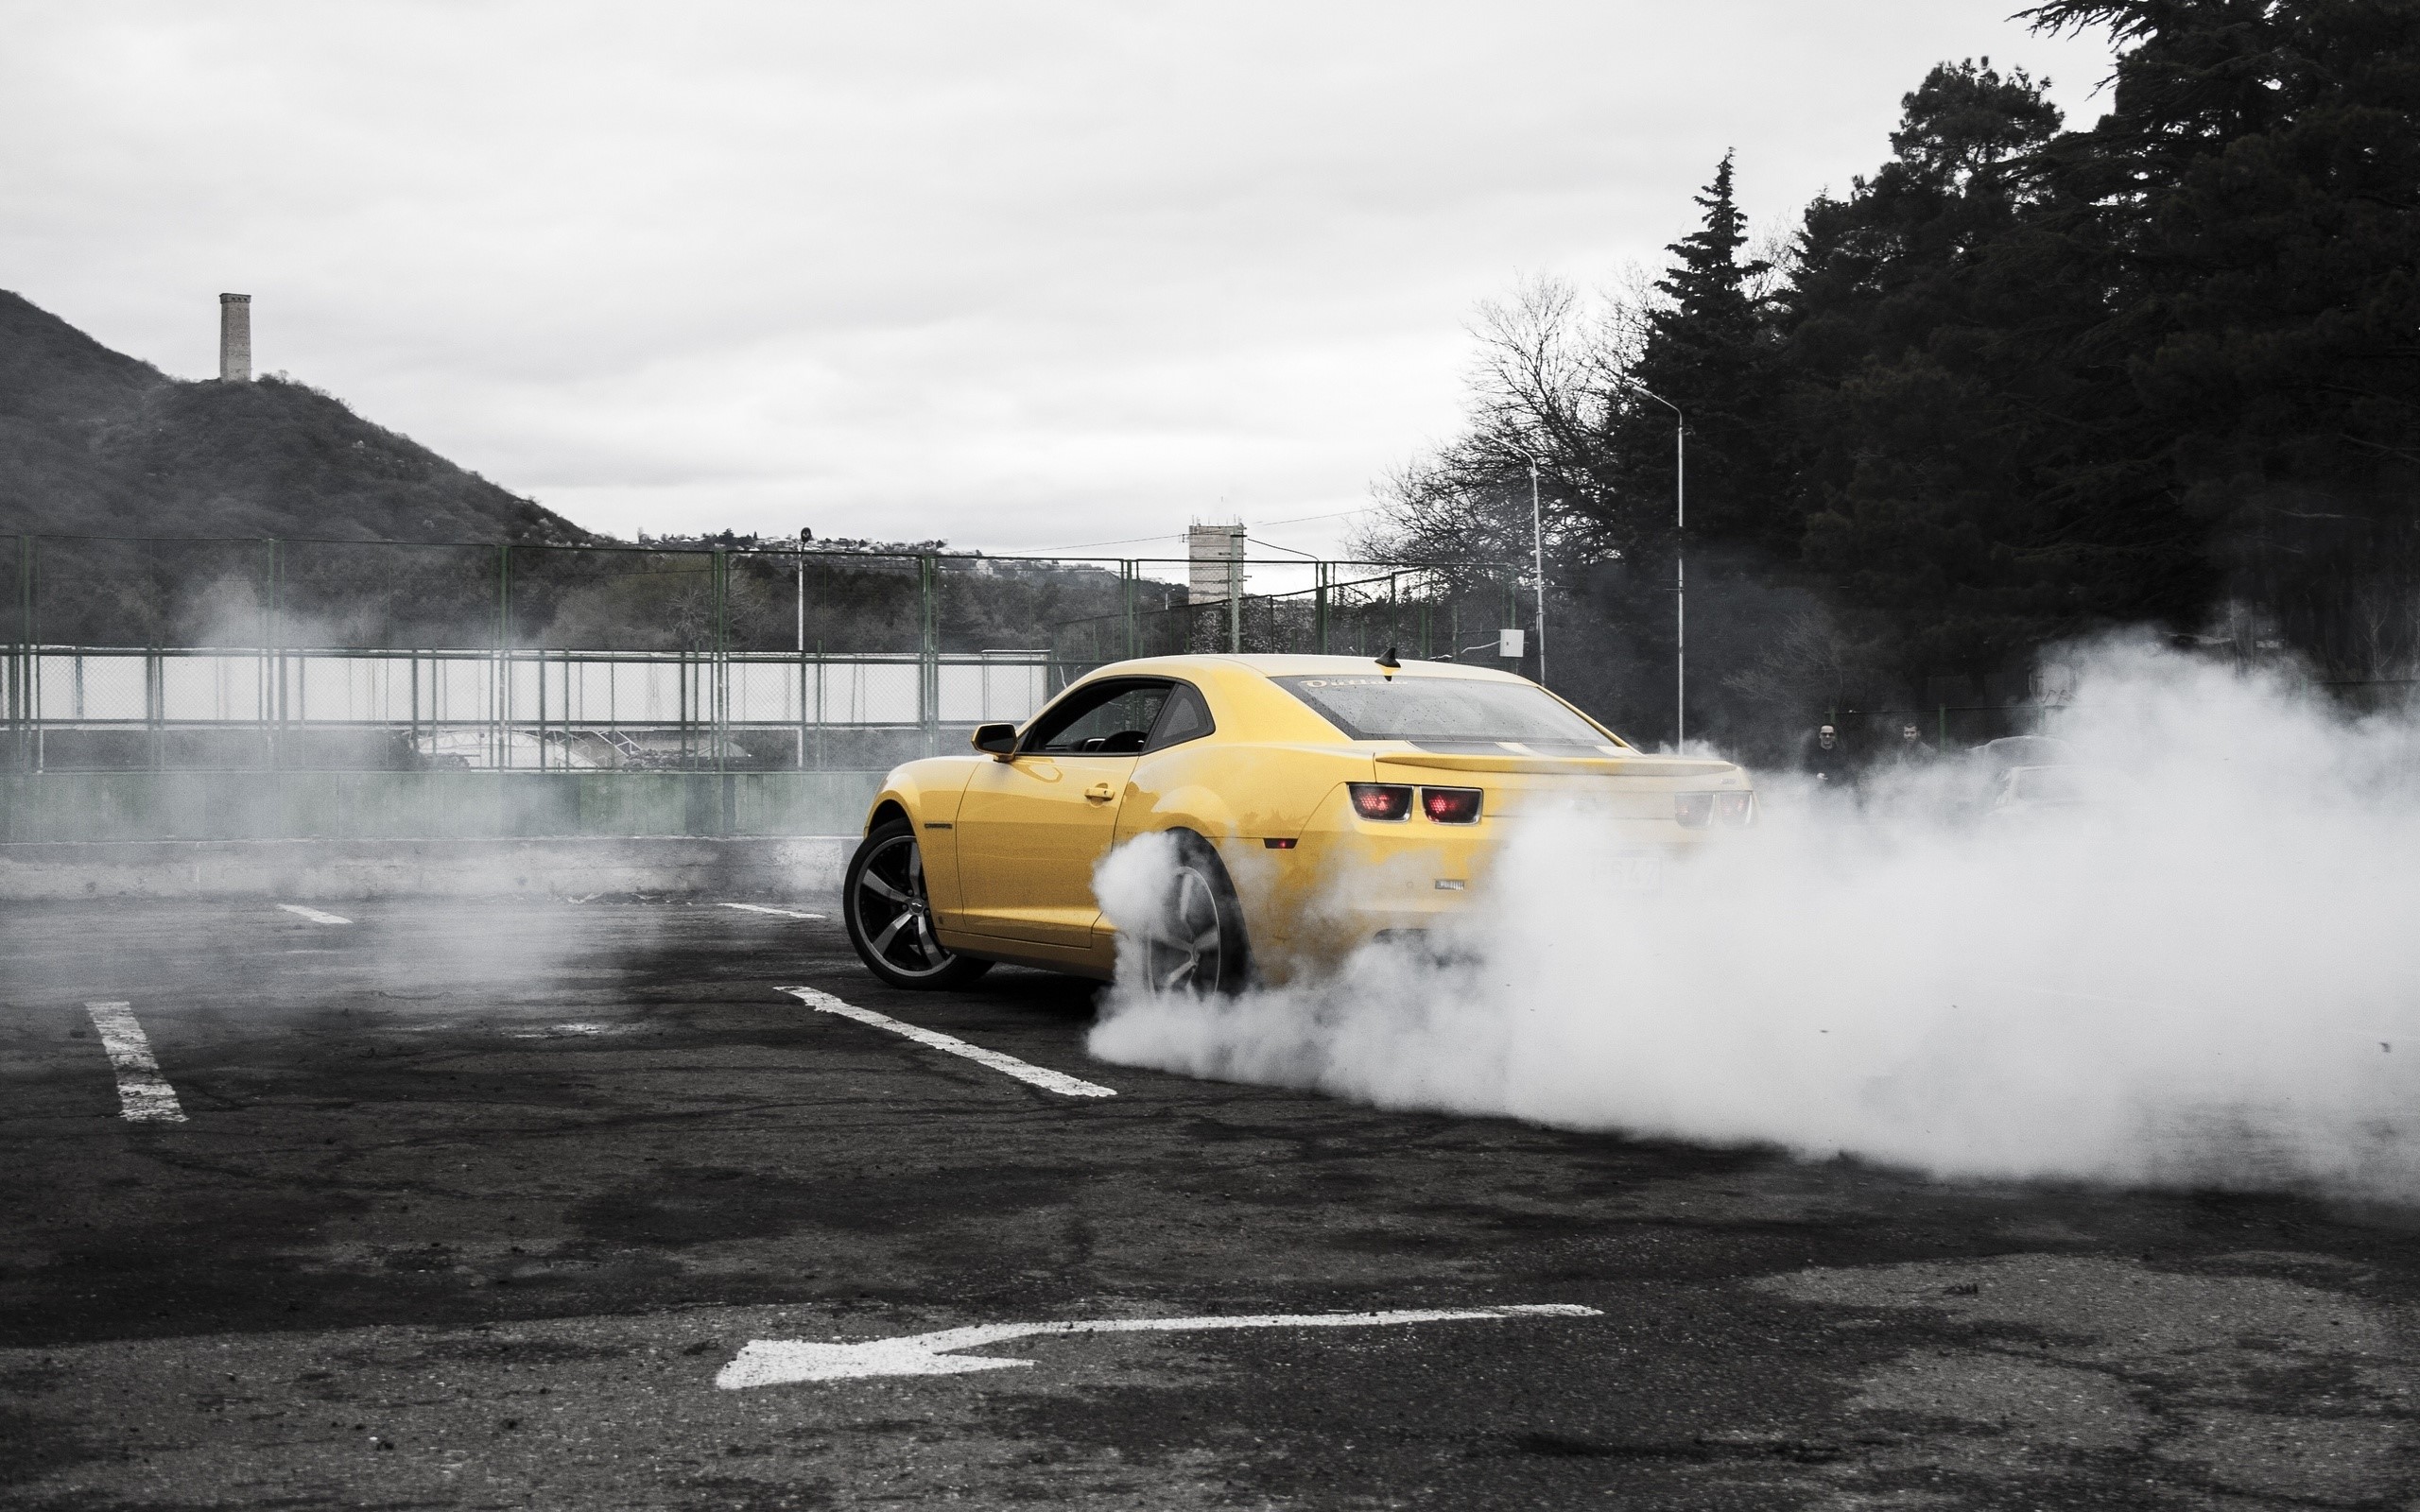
[1363,0,2418,759]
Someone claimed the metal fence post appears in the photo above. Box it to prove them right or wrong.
[795,548,810,771]
[267,538,282,770]
[713,547,728,776]
[1122,559,1136,660]
[11,534,27,772]
[919,555,939,757]
[1228,550,1242,653]
[1315,562,1329,654]
[147,640,163,771]
[535,634,548,772]
[498,544,514,769]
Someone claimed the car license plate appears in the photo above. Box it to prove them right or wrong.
[1613,853,1663,892]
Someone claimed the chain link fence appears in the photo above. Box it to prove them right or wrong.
[0,535,1534,775]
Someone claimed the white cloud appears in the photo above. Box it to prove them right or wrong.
[2,1,2115,558]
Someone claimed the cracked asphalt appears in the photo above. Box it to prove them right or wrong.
[3,895,2417,1509]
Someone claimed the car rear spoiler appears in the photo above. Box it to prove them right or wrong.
[1375,752,1730,779]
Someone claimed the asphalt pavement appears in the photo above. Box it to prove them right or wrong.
[3,895,2416,1509]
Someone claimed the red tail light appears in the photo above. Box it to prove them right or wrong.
[1420,786,1482,824]
[1349,782,1413,821]
[1715,791,1754,827]
[1673,792,1714,829]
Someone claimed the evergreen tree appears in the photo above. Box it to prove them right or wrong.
[1580,153,1785,560]
[1777,60,2181,682]
[1378,2,2420,746]
[2028,0,2420,673]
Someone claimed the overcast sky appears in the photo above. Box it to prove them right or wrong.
[5,2,2116,562]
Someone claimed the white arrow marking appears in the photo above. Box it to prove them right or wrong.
[779,986,1115,1098]
[720,903,828,920]
[717,1304,1600,1388]
[277,903,354,925]
[83,1002,187,1124]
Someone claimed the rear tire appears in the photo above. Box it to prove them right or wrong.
[1136,834,1251,996]
[843,817,994,990]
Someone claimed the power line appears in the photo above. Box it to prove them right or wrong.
[1247,537,1320,559]
[1008,502,1380,557]
[1254,505,1378,528]
[1000,530,1186,555]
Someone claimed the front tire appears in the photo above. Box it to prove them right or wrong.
[1136,835,1251,996]
[843,817,994,990]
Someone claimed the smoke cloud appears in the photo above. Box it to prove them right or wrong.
[1089,636,2420,1198]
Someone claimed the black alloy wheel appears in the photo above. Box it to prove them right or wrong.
[1139,837,1250,996]
[843,818,994,989]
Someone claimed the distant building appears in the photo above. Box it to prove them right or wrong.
[218,293,251,382]
[1187,522,1243,605]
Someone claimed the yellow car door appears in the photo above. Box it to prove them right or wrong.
[956,679,1173,948]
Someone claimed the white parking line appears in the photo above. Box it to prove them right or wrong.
[81,1002,187,1125]
[276,904,354,925]
[721,903,828,921]
[718,1303,1602,1386]
[778,986,1115,1099]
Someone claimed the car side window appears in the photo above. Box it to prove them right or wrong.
[1142,681,1214,752]
[1023,680,1173,755]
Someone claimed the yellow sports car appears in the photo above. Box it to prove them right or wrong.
[842,653,1754,992]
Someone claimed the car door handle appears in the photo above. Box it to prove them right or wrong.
[1084,782,1115,802]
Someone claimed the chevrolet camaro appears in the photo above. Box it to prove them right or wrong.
[841,653,1754,992]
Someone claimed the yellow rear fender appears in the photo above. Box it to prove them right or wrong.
[1127,742,1375,841]
[1123,783,1241,844]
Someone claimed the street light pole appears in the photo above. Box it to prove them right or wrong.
[1674,418,1685,747]
[1615,383,1685,747]
[1515,449,1547,688]
[808,527,827,653]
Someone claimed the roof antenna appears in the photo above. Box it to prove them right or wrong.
[1375,646,1400,677]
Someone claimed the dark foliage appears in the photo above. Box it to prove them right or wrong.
[1370,1,2420,755]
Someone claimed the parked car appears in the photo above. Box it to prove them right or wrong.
[1972,734,2076,780]
[1987,762,2137,821]
[841,653,1754,993]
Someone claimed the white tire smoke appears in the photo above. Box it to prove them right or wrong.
[1089,637,2420,1197]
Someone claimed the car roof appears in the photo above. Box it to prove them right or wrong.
[1080,653,1534,685]
[1976,735,2075,761]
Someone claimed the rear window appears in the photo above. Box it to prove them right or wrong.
[2008,765,2128,804]
[1272,674,1616,746]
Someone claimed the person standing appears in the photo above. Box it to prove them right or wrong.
[1802,723,1849,786]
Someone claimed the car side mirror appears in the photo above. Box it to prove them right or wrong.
[972,723,1018,759]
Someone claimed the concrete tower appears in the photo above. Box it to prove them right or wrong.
[218,293,251,382]
[1186,521,1246,653]
[1186,522,1244,605]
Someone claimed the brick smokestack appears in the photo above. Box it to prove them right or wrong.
[217,293,251,382]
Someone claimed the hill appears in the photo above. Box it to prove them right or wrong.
[0,290,1180,657]
[0,289,589,546]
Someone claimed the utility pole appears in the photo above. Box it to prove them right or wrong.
[1529,447,1548,681]
[1615,382,1685,747]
